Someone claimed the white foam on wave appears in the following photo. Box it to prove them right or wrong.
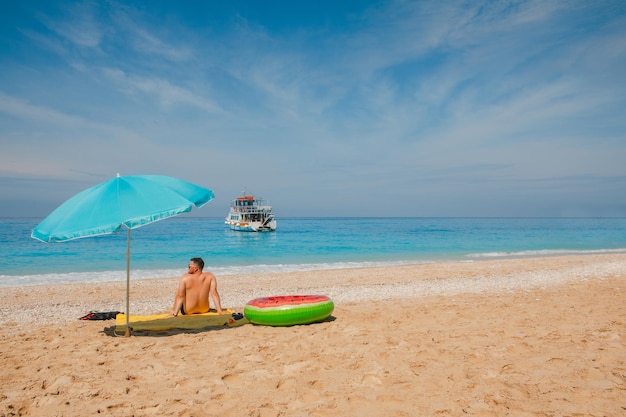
[210,259,434,276]
[3,248,625,288]
[467,248,626,259]
[0,259,434,288]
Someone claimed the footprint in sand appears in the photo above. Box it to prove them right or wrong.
[362,373,383,386]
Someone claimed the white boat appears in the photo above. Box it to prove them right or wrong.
[225,192,277,232]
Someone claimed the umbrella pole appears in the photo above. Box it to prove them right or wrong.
[125,228,131,337]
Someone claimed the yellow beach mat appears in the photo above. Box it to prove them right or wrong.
[115,309,249,334]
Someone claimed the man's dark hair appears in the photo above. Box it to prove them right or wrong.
[190,257,204,270]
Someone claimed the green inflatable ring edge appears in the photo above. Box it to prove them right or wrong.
[244,298,334,327]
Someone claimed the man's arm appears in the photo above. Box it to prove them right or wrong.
[209,274,223,314]
[171,277,187,316]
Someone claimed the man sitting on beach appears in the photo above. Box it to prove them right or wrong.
[172,257,224,316]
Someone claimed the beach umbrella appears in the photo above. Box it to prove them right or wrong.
[31,174,215,336]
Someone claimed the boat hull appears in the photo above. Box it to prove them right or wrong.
[225,219,277,232]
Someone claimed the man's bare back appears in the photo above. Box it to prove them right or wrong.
[172,258,224,316]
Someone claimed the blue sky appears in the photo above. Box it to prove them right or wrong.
[1,0,625,218]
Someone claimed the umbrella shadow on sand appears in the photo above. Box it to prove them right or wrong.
[100,314,336,337]
[101,324,244,337]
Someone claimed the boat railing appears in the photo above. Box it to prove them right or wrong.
[230,203,272,214]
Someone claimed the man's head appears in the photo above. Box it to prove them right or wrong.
[189,257,204,271]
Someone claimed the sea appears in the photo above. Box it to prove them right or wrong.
[1,217,626,288]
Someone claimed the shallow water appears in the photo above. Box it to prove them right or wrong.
[1,217,625,286]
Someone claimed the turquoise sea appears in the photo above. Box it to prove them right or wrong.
[1,217,626,287]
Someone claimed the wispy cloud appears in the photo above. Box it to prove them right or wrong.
[108,3,195,62]
[1,0,625,216]
[101,68,222,113]
[42,1,104,48]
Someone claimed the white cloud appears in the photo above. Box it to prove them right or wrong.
[41,1,104,48]
[1,0,625,217]
[0,92,86,128]
[101,68,222,113]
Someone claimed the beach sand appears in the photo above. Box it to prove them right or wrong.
[1,254,625,416]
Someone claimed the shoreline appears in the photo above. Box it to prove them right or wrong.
[1,253,625,416]
[1,253,625,330]
[4,247,626,287]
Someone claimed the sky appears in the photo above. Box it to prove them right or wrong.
[1,0,625,218]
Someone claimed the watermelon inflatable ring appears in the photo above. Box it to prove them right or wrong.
[244,295,334,326]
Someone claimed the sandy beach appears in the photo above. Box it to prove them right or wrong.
[1,254,625,416]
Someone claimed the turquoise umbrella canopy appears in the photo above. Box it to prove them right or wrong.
[32,174,214,242]
[31,174,215,336]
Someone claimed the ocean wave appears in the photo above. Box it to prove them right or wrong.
[0,259,435,288]
[466,248,626,259]
[3,249,626,288]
